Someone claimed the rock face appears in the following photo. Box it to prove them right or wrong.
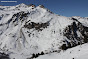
[24,21,50,31]
[62,18,88,50]
[0,52,10,59]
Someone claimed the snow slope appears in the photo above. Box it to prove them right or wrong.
[0,3,88,59]
[35,43,88,59]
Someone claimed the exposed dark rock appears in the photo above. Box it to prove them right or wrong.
[27,4,36,7]
[60,44,67,50]
[41,51,44,55]
[0,52,10,59]
[72,58,74,59]
[13,11,28,22]
[32,53,36,58]
[0,24,3,26]
[5,11,29,25]
[72,18,78,22]
[39,5,45,8]
[62,18,88,50]
[30,51,45,59]
[24,21,50,31]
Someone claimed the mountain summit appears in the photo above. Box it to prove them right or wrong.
[0,4,88,59]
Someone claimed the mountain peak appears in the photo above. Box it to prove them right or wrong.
[38,5,45,8]
[16,3,27,7]
[19,3,26,6]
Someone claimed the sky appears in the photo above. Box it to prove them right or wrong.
[0,0,88,17]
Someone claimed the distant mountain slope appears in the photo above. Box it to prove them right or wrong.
[0,3,88,59]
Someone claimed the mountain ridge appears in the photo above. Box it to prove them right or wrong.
[0,3,88,59]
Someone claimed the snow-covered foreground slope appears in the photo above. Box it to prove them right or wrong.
[35,43,88,59]
[0,3,88,59]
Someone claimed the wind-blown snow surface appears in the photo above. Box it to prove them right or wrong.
[0,3,88,59]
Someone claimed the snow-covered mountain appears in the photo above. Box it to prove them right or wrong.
[0,3,88,59]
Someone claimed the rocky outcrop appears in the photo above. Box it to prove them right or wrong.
[39,5,45,8]
[0,52,10,59]
[24,21,50,31]
[27,4,36,7]
[61,18,88,50]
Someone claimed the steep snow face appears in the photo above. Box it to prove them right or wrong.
[0,4,88,59]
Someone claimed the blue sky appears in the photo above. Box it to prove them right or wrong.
[0,0,88,17]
